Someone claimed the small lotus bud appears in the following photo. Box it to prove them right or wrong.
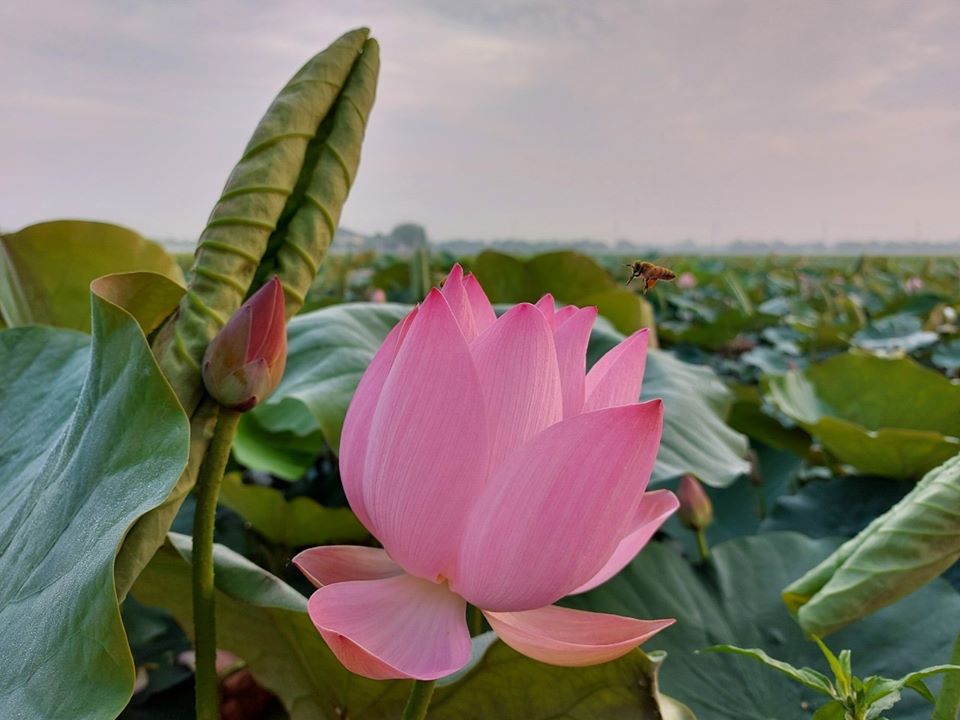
[202,276,287,411]
[677,475,713,531]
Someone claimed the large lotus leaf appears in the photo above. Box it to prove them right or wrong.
[760,475,911,539]
[134,534,692,720]
[240,303,748,487]
[467,251,534,302]
[233,412,326,481]
[471,250,654,334]
[567,533,960,719]
[0,283,190,718]
[727,384,812,457]
[933,338,960,373]
[851,312,939,353]
[783,453,960,637]
[659,307,761,351]
[218,473,368,547]
[766,351,960,478]
[0,220,184,331]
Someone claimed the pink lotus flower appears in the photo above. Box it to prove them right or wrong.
[677,271,697,289]
[294,265,677,680]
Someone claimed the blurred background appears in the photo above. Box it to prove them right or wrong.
[3,0,960,254]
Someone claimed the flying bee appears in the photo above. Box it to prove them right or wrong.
[625,261,677,294]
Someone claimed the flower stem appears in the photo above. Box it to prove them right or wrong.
[933,627,960,719]
[401,679,438,720]
[468,604,484,636]
[695,528,710,562]
[192,407,241,720]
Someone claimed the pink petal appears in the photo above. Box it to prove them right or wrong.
[463,273,497,336]
[583,328,649,412]
[471,303,563,471]
[535,294,556,325]
[484,605,674,667]
[569,489,679,594]
[452,401,663,611]
[552,306,597,417]
[440,264,477,341]
[362,289,489,580]
[293,546,403,588]
[307,574,471,680]
[554,305,579,324]
[339,308,417,528]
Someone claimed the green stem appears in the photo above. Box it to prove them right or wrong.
[401,679,438,720]
[933,628,960,719]
[192,408,242,720]
[695,528,710,562]
[468,604,484,636]
[755,485,767,520]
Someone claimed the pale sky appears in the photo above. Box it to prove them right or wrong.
[2,1,960,244]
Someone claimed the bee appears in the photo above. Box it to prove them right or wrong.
[625,261,676,294]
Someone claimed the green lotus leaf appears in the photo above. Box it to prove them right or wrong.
[933,338,960,374]
[218,473,368,547]
[567,533,960,719]
[0,283,190,718]
[0,219,184,331]
[765,350,960,478]
[782,453,960,637]
[851,312,939,353]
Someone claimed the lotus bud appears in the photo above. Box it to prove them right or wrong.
[677,475,713,531]
[202,276,287,411]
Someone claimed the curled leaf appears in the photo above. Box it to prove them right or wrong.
[783,453,960,636]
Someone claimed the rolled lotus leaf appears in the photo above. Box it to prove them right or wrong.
[783,452,960,636]
[116,29,379,598]
[154,27,378,413]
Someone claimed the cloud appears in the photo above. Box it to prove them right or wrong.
[1,0,959,242]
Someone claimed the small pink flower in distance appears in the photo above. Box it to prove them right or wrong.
[904,276,924,294]
[676,271,697,289]
[294,265,677,680]
[369,287,387,303]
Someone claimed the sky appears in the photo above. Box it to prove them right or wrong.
[2,0,960,245]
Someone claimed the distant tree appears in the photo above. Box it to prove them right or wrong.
[389,223,428,250]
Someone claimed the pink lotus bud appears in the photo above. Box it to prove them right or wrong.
[294,265,679,681]
[677,475,713,531]
[370,288,387,303]
[677,271,697,289]
[202,276,287,411]
[904,276,924,293]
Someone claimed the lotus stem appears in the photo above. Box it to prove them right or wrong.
[933,628,960,719]
[695,528,710,562]
[191,407,242,720]
[468,604,484,636]
[401,679,438,720]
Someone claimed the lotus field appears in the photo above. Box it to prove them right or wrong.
[4,28,960,720]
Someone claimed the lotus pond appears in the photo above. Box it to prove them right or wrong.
[2,27,960,720]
